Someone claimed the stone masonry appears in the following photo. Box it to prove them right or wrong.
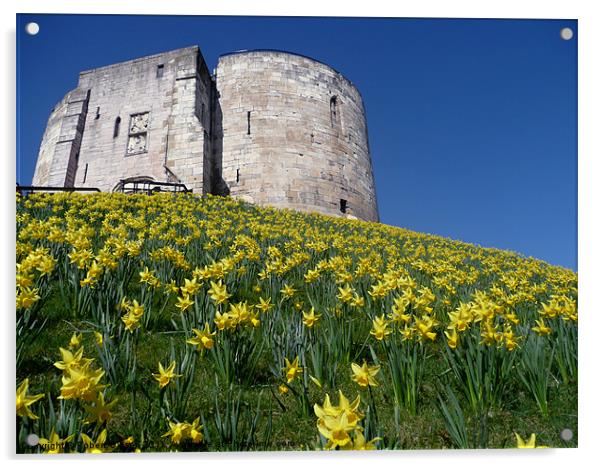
[32,46,379,222]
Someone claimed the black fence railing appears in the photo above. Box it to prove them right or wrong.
[16,180,192,196]
[16,184,101,195]
[114,180,192,194]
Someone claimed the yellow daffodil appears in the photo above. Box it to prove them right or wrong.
[208,280,230,304]
[302,307,322,328]
[16,287,41,309]
[68,333,82,349]
[54,346,89,372]
[16,379,44,420]
[318,411,355,449]
[249,311,261,328]
[83,391,118,425]
[175,294,194,312]
[314,391,364,450]
[161,417,203,445]
[36,255,55,276]
[59,365,106,401]
[350,293,365,308]
[515,432,549,448]
[38,428,75,454]
[130,300,144,318]
[337,284,354,303]
[162,420,189,445]
[444,328,459,349]
[400,325,415,341]
[121,311,141,333]
[351,361,380,388]
[370,315,391,341]
[280,283,297,299]
[346,428,381,450]
[187,323,216,350]
[81,429,111,453]
[139,266,156,285]
[255,296,274,313]
[93,331,103,346]
[532,319,552,336]
[283,356,303,383]
[214,310,232,331]
[152,361,182,388]
[181,277,201,296]
[415,315,438,342]
[189,417,204,443]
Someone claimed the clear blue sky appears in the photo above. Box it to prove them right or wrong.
[16,14,577,270]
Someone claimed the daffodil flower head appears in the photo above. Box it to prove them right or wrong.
[370,315,391,341]
[283,356,303,383]
[351,361,380,388]
[39,428,75,454]
[302,307,322,328]
[515,432,549,449]
[187,322,216,350]
[16,379,44,420]
[152,361,182,388]
[69,332,82,349]
[83,391,118,425]
[162,420,190,445]
[81,429,110,453]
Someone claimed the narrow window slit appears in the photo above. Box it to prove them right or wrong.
[95,107,100,120]
[340,199,347,214]
[156,64,164,78]
[247,111,251,135]
[83,163,88,183]
[330,96,338,128]
[113,117,121,138]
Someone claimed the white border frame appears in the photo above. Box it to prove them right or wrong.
[3,2,600,467]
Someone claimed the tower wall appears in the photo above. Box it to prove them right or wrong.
[36,46,212,193]
[215,50,379,221]
[31,47,379,222]
[32,88,89,187]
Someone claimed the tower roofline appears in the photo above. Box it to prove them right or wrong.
[218,49,355,87]
[79,45,200,76]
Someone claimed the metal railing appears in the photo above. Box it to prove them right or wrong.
[16,184,101,195]
[16,180,192,196]
[114,179,192,194]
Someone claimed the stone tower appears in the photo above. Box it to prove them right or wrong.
[32,46,379,222]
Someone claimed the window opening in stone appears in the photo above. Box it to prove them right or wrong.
[330,96,338,128]
[236,168,240,183]
[340,199,347,214]
[95,107,100,120]
[113,116,121,138]
[83,163,88,183]
[247,111,251,135]
[156,64,164,78]
[126,112,150,156]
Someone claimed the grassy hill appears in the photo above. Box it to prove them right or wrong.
[16,192,577,452]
